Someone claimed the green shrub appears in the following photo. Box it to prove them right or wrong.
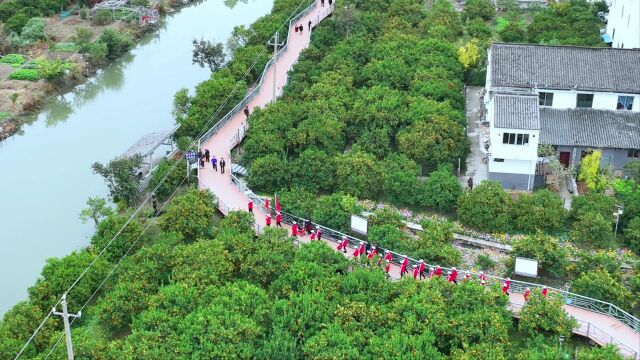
[571,269,632,310]
[8,69,40,81]
[510,232,567,276]
[51,42,80,53]
[475,254,496,270]
[0,54,26,66]
[20,17,46,43]
[146,159,191,202]
[99,29,134,60]
[92,9,113,26]
[85,41,108,65]
[457,181,513,232]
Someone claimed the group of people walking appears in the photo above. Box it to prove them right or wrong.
[198,148,226,174]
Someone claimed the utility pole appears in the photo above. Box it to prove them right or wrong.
[268,32,285,102]
[52,294,81,360]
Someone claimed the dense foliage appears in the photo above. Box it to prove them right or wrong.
[525,0,607,46]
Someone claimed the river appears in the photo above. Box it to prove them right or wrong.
[0,0,274,315]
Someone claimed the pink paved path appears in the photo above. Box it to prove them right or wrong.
[197,1,639,357]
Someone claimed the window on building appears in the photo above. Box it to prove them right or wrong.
[539,92,554,106]
[576,94,594,108]
[502,133,529,145]
[617,96,634,110]
[628,149,640,158]
[493,158,505,162]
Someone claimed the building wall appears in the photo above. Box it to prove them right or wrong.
[535,89,639,111]
[488,171,531,191]
[606,0,640,49]
[555,145,635,172]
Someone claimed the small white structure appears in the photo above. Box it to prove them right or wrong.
[350,215,368,236]
[514,257,538,278]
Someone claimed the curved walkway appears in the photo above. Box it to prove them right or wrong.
[197,2,640,358]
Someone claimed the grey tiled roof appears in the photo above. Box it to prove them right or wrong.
[490,43,640,94]
[493,94,540,130]
[539,108,640,149]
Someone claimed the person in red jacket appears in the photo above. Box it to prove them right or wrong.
[412,265,419,279]
[479,271,486,282]
[352,246,360,257]
[502,281,509,295]
[265,214,271,227]
[400,256,409,278]
[429,267,435,278]
[358,242,366,257]
[275,212,282,228]
[524,287,531,302]
[384,260,391,275]
[310,231,316,241]
[316,226,322,241]
[450,267,458,284]
[418,260,426,280]
[291,221,299,237]
[480,280,486,286]
[447,271,455,284]
[464,271,471,282]
[367,246,378,260]
[248,200,253,214]
[337,235,349,253]
[379,250,392,265]
[435,265,442,277]
[541,286,548,298]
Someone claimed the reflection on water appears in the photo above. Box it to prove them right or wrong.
[225,0,249,9]
[0,0,273,315]
[44,55,132,126]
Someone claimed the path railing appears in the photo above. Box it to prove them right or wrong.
[196,0,639,356]
[229,176,640,334]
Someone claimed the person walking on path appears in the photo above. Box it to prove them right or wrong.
[384,260,391,275]
[244,106,250,118]
[276,212,282,227]
[305,219,313,235]
[204,149,210,163]
[502,281,510,296]
[418,260,426,280]
[198,150,205,168]
[523,288,531,302]
[379,250,392,265]
[266,214,272,227]
[400,256,409,277]
[412,265,419,279]
[291,221,299,237]
[320,0,324,7]
[295,25,299,34]
[429,267,435,278]
[352,244,360,257]
[479,271,486,282]
[541,286,548,298]
[310,231,317,240]
[316,226,323,241]
[451,267,458,284]
[299,24,303,35]
[464,271,471,282]
[337,235,349,253]
[308,20,312,31]
[358,242,366,257]
[220,158,226,174]
[481,280,486,286]
[211,155,218,171]
[467,177,473,190]
[328,0,332,7]
[248,199,253,214]
[435,265,443,277]
[367,246,378,260]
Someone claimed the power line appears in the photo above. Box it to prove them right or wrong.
[42,175,189,360]
[14,1,314,357]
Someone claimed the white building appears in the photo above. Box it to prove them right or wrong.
[485,43,640,191]
[604,0,640,49]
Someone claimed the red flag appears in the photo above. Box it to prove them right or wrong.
[265,198,270,211]
[275,193,281,212]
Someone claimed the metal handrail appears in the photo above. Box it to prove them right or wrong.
[195,0,640,348]
[230,183,640,334]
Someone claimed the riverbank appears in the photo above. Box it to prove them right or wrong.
[0,0,275,316]
[0,0,198,141]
